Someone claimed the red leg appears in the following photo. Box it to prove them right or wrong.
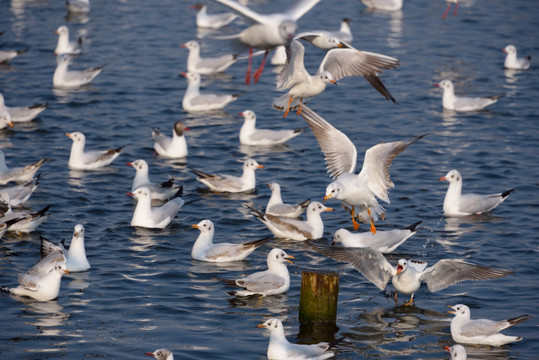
[245,48,253,85]
[442,3,450,18]
[295,98,304,115]
[252,50,268,84]
[454,2,458,16]
[283,97,293,118]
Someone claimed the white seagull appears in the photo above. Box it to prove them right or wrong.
[0,175,41,207]
[53,55,103,89]
[440,169,514,217]
[0,150,47,185]
[191,219,270,262]
[152,121,189,159]
[332,220,422,254]
[66,132,122,170]
[0,49,27,64]
[181,72,239,112]
[265,182,310,218]
[127,159,181,201]
[308,243,512,306]
[128,186,185,229]
[191,158,263,193]
[181,40,237,75]
[2,248,69,301]
[54,25,83,55]
[0,201,51,233]
[360,0,403,11]
[502,45,531,70]
[214,0,322,84]
[145,348,174,360]
[447,304,532,346]
[444,344,467,360]
[273,40,400,117]
[190,3,238,29]
[40,224,90,272]
[246,201,334,241]
[239,110,305,145]
[65,0,90,14]
[258,318,336,359]
[435,79,502,111]
[0,92,46,123]
[299,105,425,234]
[295,18,353,50]
[219,248,293,296]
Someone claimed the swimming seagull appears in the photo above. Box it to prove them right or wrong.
[440,169,514,217]
[502,45,531,70]
[0,92,47,123]
[127,159,181,201]
[332,220,422,254]
[308,242,512,306]
[447,304,532,346]
[190,3,238,29]
[295,18,353,50]
[298,105,426,233]
[152,121,189,159]
[191,219,270,262]
[239,110,305,145]
[181,72,239,112]
[219,248,293,296]
[214,0,322,84]
[444,344,467,360]
[435,79,503,111]
[66,132,122,170]
[258,318,337,359]
[0,150,48,185]
[65,0,90,14]
[54,25,83,55]
[265,182,310,218]
[53,55,103,89]
[181,40,238,75]
[245,201,333,241]
[40,224,90,272]
[145,348,174,360]
[2,248,69,301]
[0,49,28,64]
[128,186,185,229]
[0,175,41,207]
[0,201,51,233]
[273,39,400,117]
[191,158,263,193]
[359,0,403,11]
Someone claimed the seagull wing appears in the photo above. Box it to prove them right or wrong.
[277,40,310,90]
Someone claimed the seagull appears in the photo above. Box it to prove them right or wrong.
[295,18,353,50]
[299,105,426,233]
[2,248,69,301]
[435,79,503,111]
[441,0,472,18]
[127,159,181,201]
[444,344,467,360]
[54,25,83,55]
[219,248,293,296]
[40,224,90,272]
[0,49,28,64]
[502,45,531,70]
[246,201,333,241]
[128,186,185,229]
[191,219,270,262]
[181,40,238,75]
[440,169,514,217]
[214,0,322,84]
[66,132,122,170]
[308,242,512,306]
[359,0,403,11]
[273,40,400,117]
[65,0,90,14]
[152,121,189,159]
[332,220,422,254]
[0,201,51,233]
[53,55,103,89]
[258,318,336,359]
[0,150,47,185]
[265,182,310,218]
[239,110,305,145]
[0,175,41,207]
[191,158,263,193]
[0,92,46,123]
[447,304,532,346]
[145,348,174,360]
[181,72,239,112]
[190,3,238,29]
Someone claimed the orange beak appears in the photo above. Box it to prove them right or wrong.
[446,305,456,314]
[322,194,331,202]
[396,264,404,275]
[191,224,199,229]
[439,176,447,181]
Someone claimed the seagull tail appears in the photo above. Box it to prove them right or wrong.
[298,199,311,209]
[404,220,422,232]
[507,314,533,328]
[501,188,515,199]
[272,94,301,112]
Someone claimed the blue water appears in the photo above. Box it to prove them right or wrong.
[0,0,538,359]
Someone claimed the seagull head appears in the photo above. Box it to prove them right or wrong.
[439,169,461,184]
[446,304,470,318]
[324,182,341,202]
[396,259,408,274]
